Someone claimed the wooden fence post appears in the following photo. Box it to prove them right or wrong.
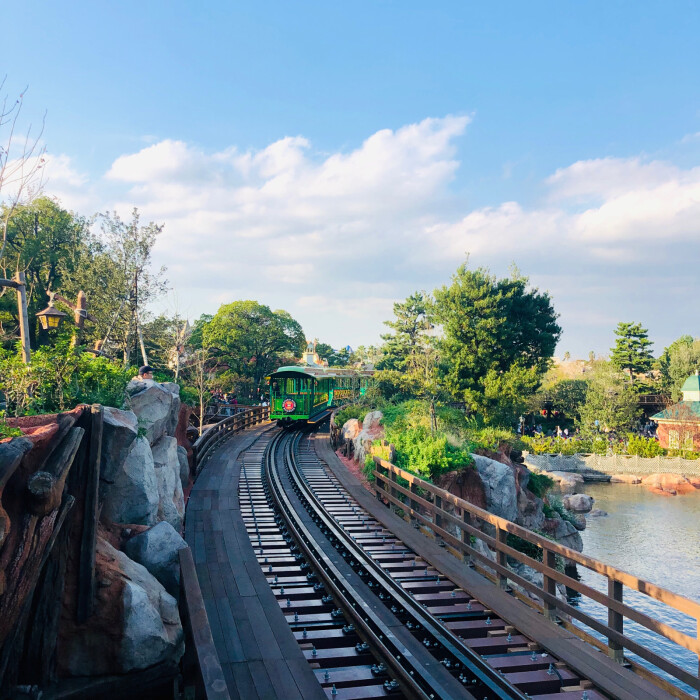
[608,578,624,663]
[461,509,471,564]
[543,548,557,621]
[496,526,508,589]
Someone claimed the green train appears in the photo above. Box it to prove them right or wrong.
[268,365,374,425]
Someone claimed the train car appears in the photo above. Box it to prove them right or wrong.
[269,365,374,425]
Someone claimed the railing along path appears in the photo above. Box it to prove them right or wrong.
[373,456,700,698]
[191,405,270,471]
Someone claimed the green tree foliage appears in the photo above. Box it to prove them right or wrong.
[0,197,89,346]
[532,378,588,422]
[658,335,700,400]
[610,321,653,386]
[578,360,640,434]
[378,291,431,371]
[202,300,305,389]
[433,263,561,424]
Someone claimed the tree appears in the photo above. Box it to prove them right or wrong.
[549,379,589,422]
[203,300,305,390]
[610,322,653,386]
[0,197,88,347]
[433,263,561,423]
[183,347,215,435]
[658,336,700,401]
[378,291,431,371]
[578,360,640,434]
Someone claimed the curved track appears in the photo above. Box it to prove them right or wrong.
[239,426,604,700]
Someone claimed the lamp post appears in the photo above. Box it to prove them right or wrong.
[0,272,31,363]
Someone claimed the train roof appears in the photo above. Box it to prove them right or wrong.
[269,365,375,380]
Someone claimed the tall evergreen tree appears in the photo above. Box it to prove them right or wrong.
[432,263,560,422]
[377,291,432,371]
[610,322,653,385]
[658,335,700,400]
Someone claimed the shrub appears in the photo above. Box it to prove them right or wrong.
[385,425,474,480]
[0,413,23,439]
[545,494,578,527]
[626,434,665,457]
[0,343,135,415]
[334,404,366,427]
[527,472,554,499]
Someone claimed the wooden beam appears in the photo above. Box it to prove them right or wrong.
[77,406,102,624]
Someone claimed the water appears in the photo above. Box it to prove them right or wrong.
[569,482,700,695]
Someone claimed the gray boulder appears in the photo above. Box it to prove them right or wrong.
[563,493,595,513]
[100,407,138,486]
[152,436,185,531]
[101,436,158,525]
[125,380,175,446]
[472,454,518,522]
[60,538,183,676]
[161,382,181,437]
[124,521,188,598]
[546,516,583,552]
[177,445,190,490]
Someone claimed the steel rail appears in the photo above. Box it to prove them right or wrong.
[283,434,531,700]
[265,429,469,700]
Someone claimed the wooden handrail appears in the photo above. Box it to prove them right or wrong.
[179,547,230,699]
[373,456,700,695]
[192,406,270,471]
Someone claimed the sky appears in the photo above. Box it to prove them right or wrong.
[3,1,700,358]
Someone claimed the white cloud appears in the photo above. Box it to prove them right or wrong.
[38,119,700,355]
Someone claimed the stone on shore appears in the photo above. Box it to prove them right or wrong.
[610,473,642,484]
[152,436,185,530]
[642,473,695,495]
[124,521,188,599]
[542,515,583,552]
[589,509,608,517]
[101,436,158,526]
[563,493,595,513]
[472,454,518,522]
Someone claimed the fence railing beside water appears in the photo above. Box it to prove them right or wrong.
[373,456,700,697]
[192,406,270,472]
[525,452,700,476]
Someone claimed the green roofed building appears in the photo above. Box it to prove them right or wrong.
[651,371,700,450]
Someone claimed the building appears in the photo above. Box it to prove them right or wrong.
[651,372,700,450]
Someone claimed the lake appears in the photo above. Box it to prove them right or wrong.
[569,482,700,695]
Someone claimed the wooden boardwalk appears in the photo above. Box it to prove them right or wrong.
[184,424,326,700]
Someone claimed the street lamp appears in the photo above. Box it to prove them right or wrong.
[36,297,68,331]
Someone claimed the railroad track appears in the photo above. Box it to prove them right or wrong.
[239,426,604,700]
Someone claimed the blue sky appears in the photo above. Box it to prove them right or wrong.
[3,2,700,357]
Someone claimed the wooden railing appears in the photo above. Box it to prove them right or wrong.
[373,456,700,697]
[179,547,230,700]
[192,406,270,472]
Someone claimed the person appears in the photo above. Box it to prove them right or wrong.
[134,365,154,381]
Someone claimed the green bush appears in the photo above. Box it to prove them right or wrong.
[334,404,367,427]
[626,434,665,457]
[527,472,554,498]
[0,343,135,415]
[386,425,474,480]
[545,494,579,527]
[0,412,23,439]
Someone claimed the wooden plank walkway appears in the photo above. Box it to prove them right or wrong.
[314,434,679,700]
[185,425,326,700]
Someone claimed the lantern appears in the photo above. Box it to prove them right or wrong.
[36,301,68,330]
